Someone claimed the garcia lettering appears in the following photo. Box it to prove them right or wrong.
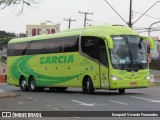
[40,55,74,64]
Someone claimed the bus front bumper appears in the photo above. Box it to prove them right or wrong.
[109,79,150,89]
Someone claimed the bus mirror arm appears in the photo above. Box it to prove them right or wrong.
[141,36,154,50]
[106,36,113,49]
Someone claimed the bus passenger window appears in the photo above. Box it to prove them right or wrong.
[81,37,99,59]
[29,41,44,55]
[45,38,62,53]
[15,42,29,56]
[62,36,79,52]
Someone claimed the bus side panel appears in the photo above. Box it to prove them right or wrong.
[7,53,101,88]
[100,65,109,89]
[7,56,23,86]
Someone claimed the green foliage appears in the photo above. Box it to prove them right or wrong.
[0,31,16,47]
[0,31,16,37]
[19,33,26,37]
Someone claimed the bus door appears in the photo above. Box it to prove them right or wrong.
[81,36,109,88]
[99,40,109,89]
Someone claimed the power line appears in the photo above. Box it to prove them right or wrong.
[133,1,160,25]
[133,11,160,20]
[64,18,76,29]
[104,0,128,26]
[78,11,93,27]
[133,26,160,30]
[137,28,160,33]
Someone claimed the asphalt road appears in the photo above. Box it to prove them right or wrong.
[1,83,160,120]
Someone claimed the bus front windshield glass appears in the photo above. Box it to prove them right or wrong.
[110,35,148,71]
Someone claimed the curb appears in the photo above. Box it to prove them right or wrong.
[0,92,17,99]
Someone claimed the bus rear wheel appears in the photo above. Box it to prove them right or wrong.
[82,77,94,94]
[20,77,29,91]
[29,77,37,91]
[118,89,125,94]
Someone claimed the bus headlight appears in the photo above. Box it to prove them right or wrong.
[144,75,150,80]
[110,75,122,80]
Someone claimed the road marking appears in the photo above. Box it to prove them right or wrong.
[28,97,33,99]
[131,96,160,102]
[17,101,24,105]
[53,107,60,110]
[142,93,160,97]
[129,90,160,97]
[109,100,129,106]
[46,104,51,107]
[0,89,4,92]
[40,102,44,104]
[34,100,38,102]
[71,100,95,106]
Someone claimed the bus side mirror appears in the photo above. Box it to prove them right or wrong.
[141,36,154,50]
[106,36,113,49]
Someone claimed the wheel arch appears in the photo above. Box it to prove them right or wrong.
[82,74,92,86]
[28,75,34,85]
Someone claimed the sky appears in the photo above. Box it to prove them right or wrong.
[0,0,160,37]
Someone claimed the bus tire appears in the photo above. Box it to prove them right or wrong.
[118,89,125,94]
[82,77,94,94]
[29,77,37,91]
[20,77,29,91]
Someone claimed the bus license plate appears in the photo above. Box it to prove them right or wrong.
[130,82,137,86]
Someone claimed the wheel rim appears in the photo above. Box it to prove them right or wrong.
[86,81,89,90]
[21,80,26,89]
[31,80,35,90]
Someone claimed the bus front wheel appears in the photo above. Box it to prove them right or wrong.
[82,77,94,94]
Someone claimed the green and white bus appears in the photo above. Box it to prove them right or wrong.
[7,25,154,94]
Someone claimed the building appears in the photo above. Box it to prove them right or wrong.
[26,22,60,37]
[0,48,7,58]
[0,62,6,83]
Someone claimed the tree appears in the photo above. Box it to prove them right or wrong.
[0,0,39,15]
[19,33,26,37]
[0,31,16,48]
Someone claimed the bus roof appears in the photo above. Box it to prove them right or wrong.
[9,25,139,44]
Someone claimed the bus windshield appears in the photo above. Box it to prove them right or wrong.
[110,35,148,71]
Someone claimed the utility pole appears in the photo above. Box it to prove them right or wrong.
[64,18,76,29]
[78,11,93,27]
[148,21,160,36]
[128,0,132,28]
